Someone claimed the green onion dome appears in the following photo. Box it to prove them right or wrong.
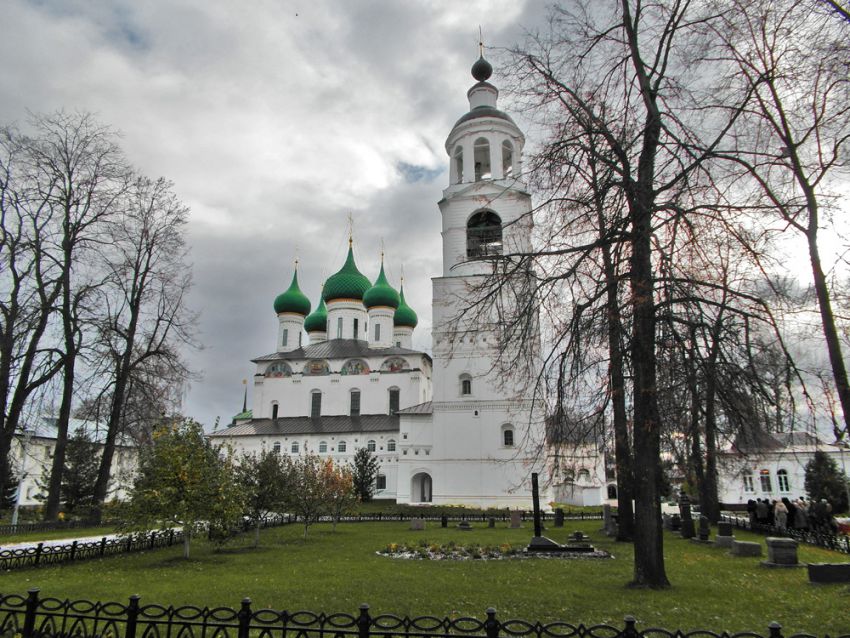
[363,263,400,309]
[304,296,328,332]
[322,244,372,302]
[273,270,311,316]
[393,284,418,328]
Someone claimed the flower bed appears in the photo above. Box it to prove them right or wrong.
[377,540,611,560]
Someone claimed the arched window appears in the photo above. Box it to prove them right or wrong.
[577,469,591,485]
[453,145,464,183]
[266,362,292,378]
[466,211,502,258]
[387,439,396,452]
[291,441,299,454]
[759,469,772,493]
[502,426,514,447]
[473,137,491,180]
[777,469,790,492]
[502,140,513,177]
[310,391,322,418]
[271,403,279,420]
[460,374,472,396]
[273,442,281,454]
[338,440,347,453]
[282,328,289,347]
[350,390,361,416]
[367,439,376,452]
[562,468,576,483]
[303,360,330,376]
[607,484,618,499]
[319,441,328,453]
[341,359,370,375]
[388,388,400,414]
[742,469,754,493]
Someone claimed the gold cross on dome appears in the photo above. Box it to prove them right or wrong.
[479,26,484,56]
[347,212,354,245]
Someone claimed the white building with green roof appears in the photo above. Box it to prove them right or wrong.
[211,54,545,507]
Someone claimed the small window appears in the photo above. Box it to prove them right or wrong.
[474,137,491,180]
[311,392,322,419]
[396,341,401,347]
[387,439,396,452]
[337,317,343,338]
[502,140,513,177]
[376,475,387,490]
[503,428,514,447]
[354,318,359,340]
[777,469,790,493]
[742,470,754,493]
[319,441,327,453]
[273,442,281,454]
[350,390,361,416]
[389,388,400,414]
[375,322,380,341]
[460,374,472,396]
[271,403,279,420]
[759,469,772,493]
[282,328,288,347]
[367,440,376,452]
[291,441,299,454]
[299,332,302,347]
[338,440,347,453]
[453,145,464,183]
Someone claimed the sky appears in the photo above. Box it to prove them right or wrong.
[0,0,548,429]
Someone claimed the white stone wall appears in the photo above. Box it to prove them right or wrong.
[277,313,305,353]
[325,300,369,341]
[368,307,395,348]
[254,355,431,419]
[211,431,400,500]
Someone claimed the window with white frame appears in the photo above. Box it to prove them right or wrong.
[291,441,299,454]
[742,469,754,493]
[367,439,376,452]
[319,441,327,453]
[777,469,790,492]
[759,469,772,492]
[311,391,322,418]
[338,440,347,453]
[387,439,396,452]
[273,442,281,454]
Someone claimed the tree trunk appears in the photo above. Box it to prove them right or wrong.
[254,521,260,548]
[44,357,73,520]
[183,529,191,559]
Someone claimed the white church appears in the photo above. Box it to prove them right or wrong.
[210,54,547,507]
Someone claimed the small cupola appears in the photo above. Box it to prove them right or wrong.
[304,295,328,343]
[394,284,418,328]
[274,265,309,353]
[273,270,311,316]
[322,242,372,303]
[364,262,400,310]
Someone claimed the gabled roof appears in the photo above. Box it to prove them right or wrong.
[252,339,429,363]
[730,428,827,454]
[210,414,400,437]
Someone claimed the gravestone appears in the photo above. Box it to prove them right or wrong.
[730,540,763,557]
[509,510,522,529]
[410,518,425,531]
[670,514,682,531]
[488,517,496,529]
[762,537,801,568]
[602,504,617,536]
[715,520,734,548]
[554,508,565,528]
[694,516,710,542]
[440,514,448,528]
[679,492,695,539]
[526,473,568,552]
[807,563,850,584]
[457,521,473,531]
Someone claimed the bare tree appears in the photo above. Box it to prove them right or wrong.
[90,175,195,520]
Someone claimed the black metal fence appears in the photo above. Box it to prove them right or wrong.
[1,590,842,638]
[720,514,850,555]
[0,518,111,537]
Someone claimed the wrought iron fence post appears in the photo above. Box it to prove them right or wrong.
[768,622,783,638]
[169,529,175,546]
[484,608,499,638]
[238,598,252,638]
[70,540,77,561]
[621,616,638,638]
[34,543,43,566]
[100,537,107,556]
[22,588,39,638]
[126,595,141,638]
[357,603,371,638]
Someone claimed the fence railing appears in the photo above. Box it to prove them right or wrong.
[1,590,841,638]
[720,514,850,555]
[0,518,111,537]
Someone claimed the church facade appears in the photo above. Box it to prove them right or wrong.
[210,54,545,507]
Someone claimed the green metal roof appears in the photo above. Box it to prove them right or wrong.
[394,284,418,328]
[363,262,400,309]
[322,245,372,302]
[304,296,328,332]
[273,270,311,315]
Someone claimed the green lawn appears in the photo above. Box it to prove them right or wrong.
[0,521,846,635]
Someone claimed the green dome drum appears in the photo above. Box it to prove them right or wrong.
[274,270,311,316]
[322,244,373,302]
[363,263,400,309]
[304,297,328,332]
[394,284,418,328]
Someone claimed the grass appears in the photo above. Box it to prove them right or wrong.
[0,521,846,635]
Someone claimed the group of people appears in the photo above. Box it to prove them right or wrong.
[746,496,838,534]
